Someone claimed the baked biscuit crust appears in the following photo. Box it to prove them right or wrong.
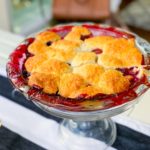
[81,36,114,51]
[98,70,131,94]
[28,31,61,55]
[34,59,71,75]
[102,38,142,67]
[28,72,59,94]
[59,73,86,98]
[36,31,61,43]
[73,64,105,85]
[24,25,143,98]
[64,26,91,43]
[71,52,96,67]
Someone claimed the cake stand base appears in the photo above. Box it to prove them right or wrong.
[59,118,116,150]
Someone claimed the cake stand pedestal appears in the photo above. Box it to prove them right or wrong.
[33,100,138,150]
[60,118,116,149]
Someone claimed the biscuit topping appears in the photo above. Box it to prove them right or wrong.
[24,26,143,98]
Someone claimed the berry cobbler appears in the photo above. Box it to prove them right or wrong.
[7,24,150,111]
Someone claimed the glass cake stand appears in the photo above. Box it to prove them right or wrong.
[7,24,150,150]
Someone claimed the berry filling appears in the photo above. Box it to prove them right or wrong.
[46,41,52,46]
[80,34,92,41]
[92,48,103,54]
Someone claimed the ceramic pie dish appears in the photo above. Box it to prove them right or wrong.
[7,23,150,114]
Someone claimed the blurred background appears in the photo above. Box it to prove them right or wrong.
[0,0,150,42]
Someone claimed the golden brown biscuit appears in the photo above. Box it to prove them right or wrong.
[71,26,91,35]
[45,47,68,62]
[51,39,79,51]
[123,47,142,66]
[49,40,79,61]
[28,40,46,55]
[98,54,123,68]
[64,26,91,43]
[35,59,71,75]
[25,54,47,72]
[73,64,105,85]
[98,69,131,94]
[103,38,134,55]
[59,73,86,98]
[103,38,142,66]
[28,31,60,55]
[81,36,114,51]
[36,31,61,43]
[71,86,102,98]
[71,52,96,67]
[28,72,59,94]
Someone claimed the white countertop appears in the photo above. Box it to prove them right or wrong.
[0,29,150,124]
[0,30,24,70]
